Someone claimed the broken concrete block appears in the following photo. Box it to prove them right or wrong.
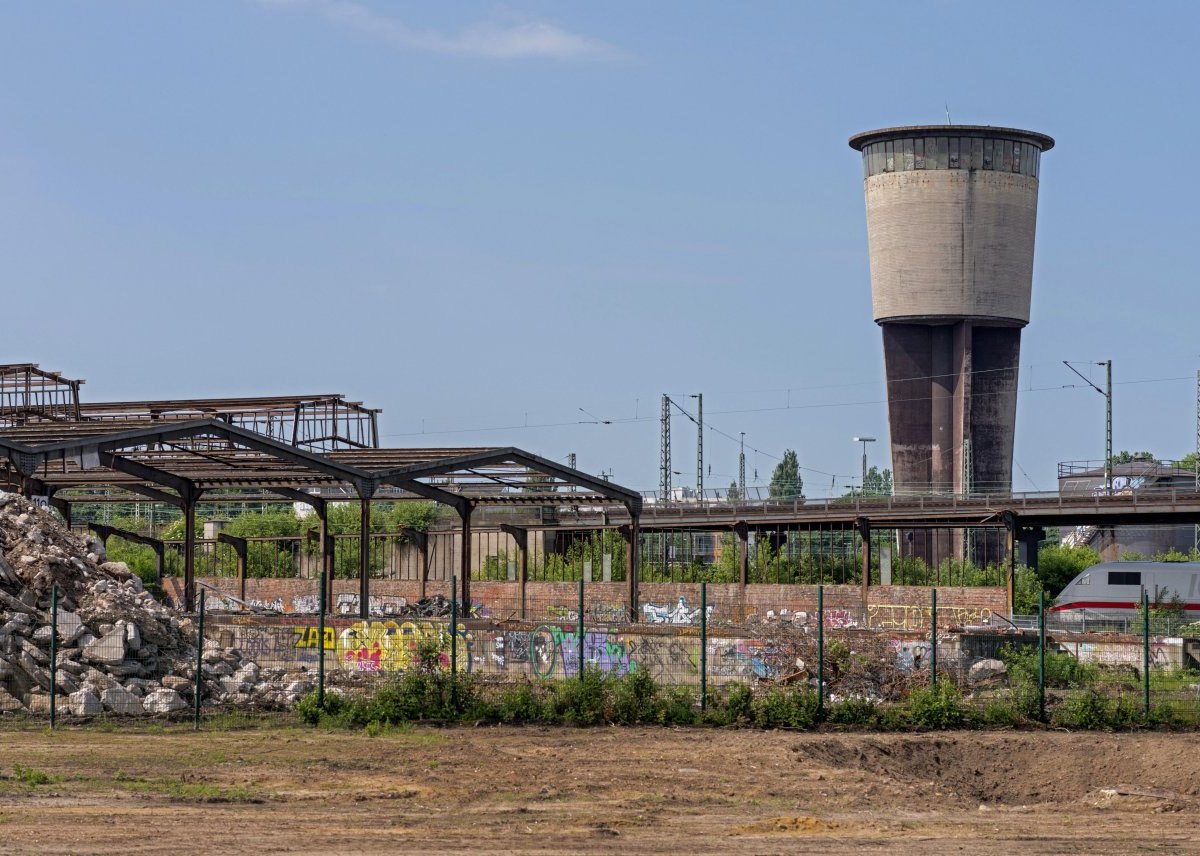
[83,626,127,666]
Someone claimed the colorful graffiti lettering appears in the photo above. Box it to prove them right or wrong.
[292,620,472,673]
[622,637,698,681]
[708,638,777,681]
[333,594,412,616]
[889,639,933,671]
[642,597,715,625]
[523,627,635,679]
[294,626,338,649]
[868,604,992,630]
[825,608,858,629]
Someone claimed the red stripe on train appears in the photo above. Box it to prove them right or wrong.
[1051,600,1200,612]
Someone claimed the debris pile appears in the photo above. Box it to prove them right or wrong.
[0,492,309,716]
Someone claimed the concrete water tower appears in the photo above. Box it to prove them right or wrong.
[848,125,1054,502]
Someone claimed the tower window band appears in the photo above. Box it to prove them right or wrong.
[861,136,1040,179]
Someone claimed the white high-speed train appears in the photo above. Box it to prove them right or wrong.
[1051,561,1200,616]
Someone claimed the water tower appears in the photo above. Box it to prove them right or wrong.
[849,126,1053,502]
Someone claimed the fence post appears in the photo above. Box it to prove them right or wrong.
[817,584,824,721]
[194,589,205,731]
[450,575,458,677]
[1142,589,1151,718]
[700,582,708,711]
[317,564,327,710]
[578,578,585,678]
[1038,589,1046,721]
[930,588,937,689]
[49,585,59,730]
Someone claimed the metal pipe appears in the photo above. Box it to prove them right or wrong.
[1038,589,1046,721]
[358,498,371,620]
[450,575,458,686]
[1143,589,1151,717]
[578,578,585,678]
[930,588,938,688]
[317,564,327,710]
[49,585,58,730]
[816,584,824,720]
[700,581,708,711]
[194,589,205,730]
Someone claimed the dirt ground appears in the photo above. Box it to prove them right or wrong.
[1,721,1198,855]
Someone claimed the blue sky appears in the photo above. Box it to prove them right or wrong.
[3,1,1198,495]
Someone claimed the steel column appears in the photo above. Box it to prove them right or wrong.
[358,498,371,619]
[735,521,749,588]
[401,527,430,600]
[500,524,528,619]
[856,517,871,615]
[626,512,641,622]
[1004,512,1017,618]
[315,507,332,613]
[183,493,197,613]
[217,533,248,603]
[459,504,474,609]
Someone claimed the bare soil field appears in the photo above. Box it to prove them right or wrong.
[1,722,1198,855]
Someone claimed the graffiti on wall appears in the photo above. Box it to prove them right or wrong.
[707,638,777,681]
[527,627,636,678]
[1059,640,1177,669]
[543,603,628,624]
[293,619,471,673]
[889,639,933,671]
[487,628,695,680]
[868,604,992,631]
[642,597,715,625]
[623,637,699,681]
[333,594,412,616]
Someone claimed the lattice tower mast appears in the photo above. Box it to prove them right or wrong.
[739,432,746,498]
[659,394,671,501]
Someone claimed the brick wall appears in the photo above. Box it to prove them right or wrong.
[165,576,1006,630]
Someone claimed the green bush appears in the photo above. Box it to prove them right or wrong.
[877,703,912,730]
[907,683,966,729]
[1000,644,1098,689]
[1051,690,1111,729]
[551,668,610,725]
[751,687,821,729]
[497,682,553,724]
[724,684,754,723]
[980,692,1028,727]
[658,686,698,726]
[827,696,879,727]
[611,669,662,725]
[1108,694,1145,728]
[295,689,352,726]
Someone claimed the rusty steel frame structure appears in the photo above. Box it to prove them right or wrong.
[1,363,379,451]
[0,419,643,619]
[0,364,84,425]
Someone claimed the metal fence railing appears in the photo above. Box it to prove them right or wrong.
[11,581,1199,729]
[104,528,1015,589]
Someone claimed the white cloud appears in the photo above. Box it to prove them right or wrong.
[253,0,621,61]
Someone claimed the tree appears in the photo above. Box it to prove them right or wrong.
[1036,542,1100,598]
[1110,450,1158,466]
[523,472,558,493]
[768,450,804,500]
[727,481,741,501]
[863,465,893,496]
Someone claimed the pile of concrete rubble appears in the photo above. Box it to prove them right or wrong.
[0,492,311,717]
